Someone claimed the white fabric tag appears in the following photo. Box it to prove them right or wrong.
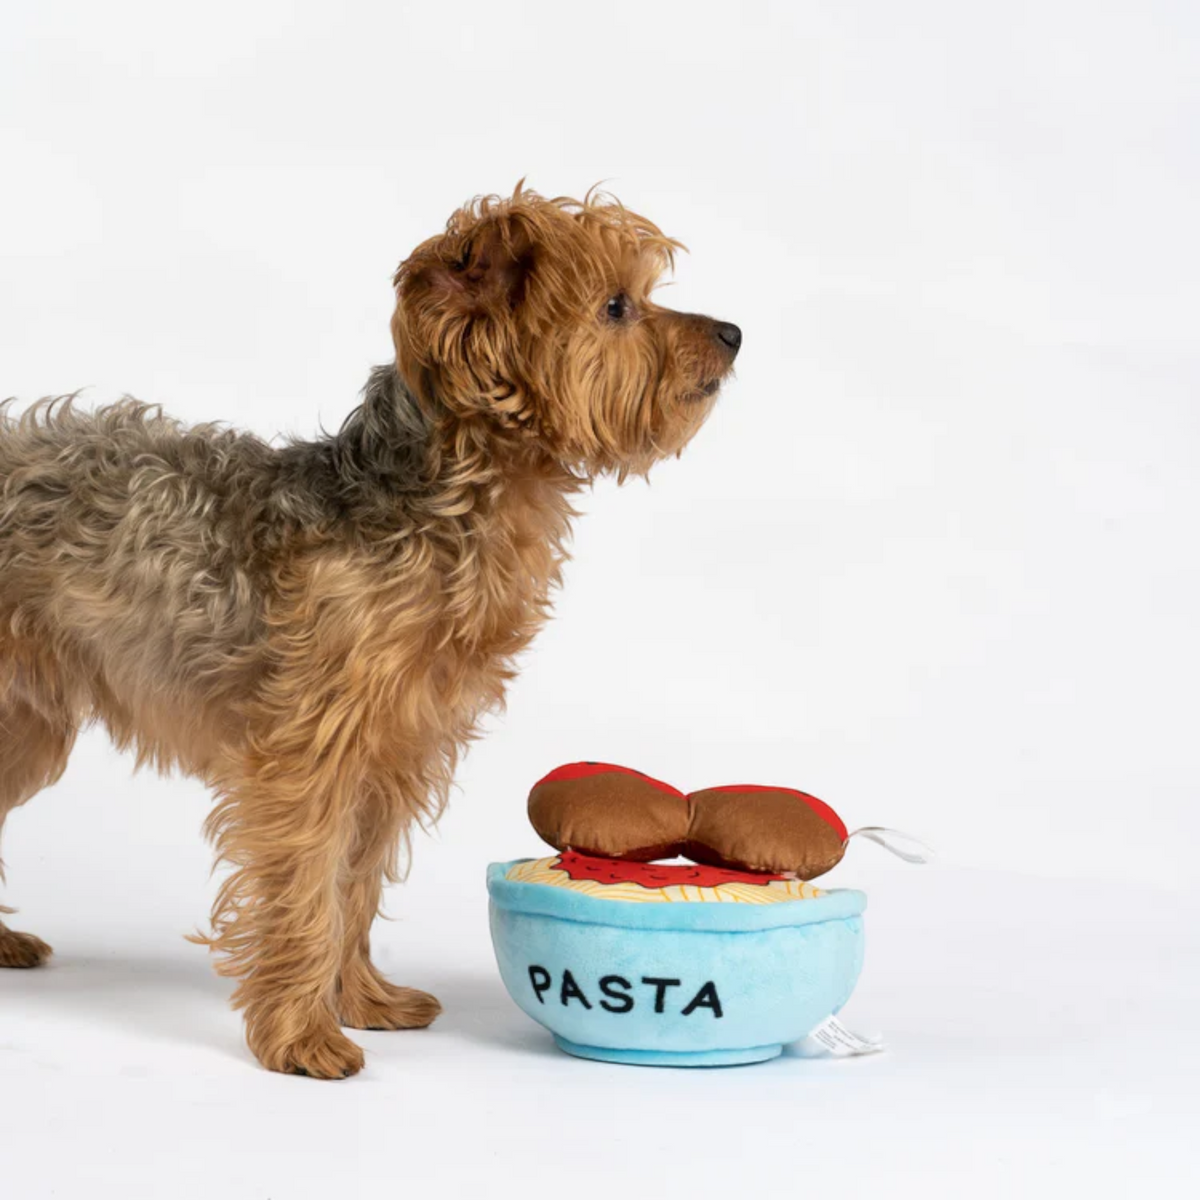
[846,826,934,864]
[796,1015,885,1058]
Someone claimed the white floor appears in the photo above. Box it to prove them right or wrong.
[3,856,1195,1199]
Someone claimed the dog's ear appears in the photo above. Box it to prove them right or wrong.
[392,216,539,416]
[412,219,534,314]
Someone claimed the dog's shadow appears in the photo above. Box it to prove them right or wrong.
[6,947,243,1061]
[8,950,557,1064]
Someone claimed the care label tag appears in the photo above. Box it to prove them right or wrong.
[796,1015,885,1058]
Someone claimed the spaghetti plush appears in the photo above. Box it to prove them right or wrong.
[489,763,887,1066]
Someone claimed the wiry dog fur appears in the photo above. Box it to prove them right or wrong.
[0,186,740,1076]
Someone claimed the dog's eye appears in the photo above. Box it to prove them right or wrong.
[605,294,629,322]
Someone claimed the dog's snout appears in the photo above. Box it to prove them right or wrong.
[714,321,742,355]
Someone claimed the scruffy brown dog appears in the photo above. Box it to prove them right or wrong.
[0,186,740,1077]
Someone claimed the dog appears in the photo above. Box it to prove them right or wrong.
[0,185,741,1076]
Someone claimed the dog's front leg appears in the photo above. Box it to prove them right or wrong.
[337,789,442,1031]
[202,551,454,1075]
[204,727,371,1077]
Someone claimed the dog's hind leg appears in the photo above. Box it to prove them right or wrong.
[0,681,79,969]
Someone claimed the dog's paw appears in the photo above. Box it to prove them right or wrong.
[340,982,442,1031]
[0,929,53,969]
[253,1024,366,1079]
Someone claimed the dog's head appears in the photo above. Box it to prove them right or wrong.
[391,185,739,477]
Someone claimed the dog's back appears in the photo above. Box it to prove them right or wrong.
[0,398,281,775]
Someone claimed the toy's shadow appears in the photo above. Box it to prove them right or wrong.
[420,969,561,1060]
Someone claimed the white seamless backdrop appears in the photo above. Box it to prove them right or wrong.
[1,3,1196,1198]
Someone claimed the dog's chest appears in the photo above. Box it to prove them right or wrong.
[434,488,567,662]
[361,476,572,730]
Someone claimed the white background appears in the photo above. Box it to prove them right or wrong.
[1,1,1196,1196]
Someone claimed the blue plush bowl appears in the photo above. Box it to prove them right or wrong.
[487,859,867,1066]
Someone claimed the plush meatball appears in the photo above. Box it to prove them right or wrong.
[527,762,689,861]
[685,785,848,879]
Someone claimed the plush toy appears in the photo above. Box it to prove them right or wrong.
[528,761,918,879]
[487,762,925,1066]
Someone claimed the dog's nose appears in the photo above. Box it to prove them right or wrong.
[714,321,742,355]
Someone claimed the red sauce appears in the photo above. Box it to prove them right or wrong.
[552,849,786,889]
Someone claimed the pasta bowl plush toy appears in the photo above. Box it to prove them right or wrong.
[488,763,893,1066]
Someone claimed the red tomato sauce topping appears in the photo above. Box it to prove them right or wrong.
[552,849,786,889]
